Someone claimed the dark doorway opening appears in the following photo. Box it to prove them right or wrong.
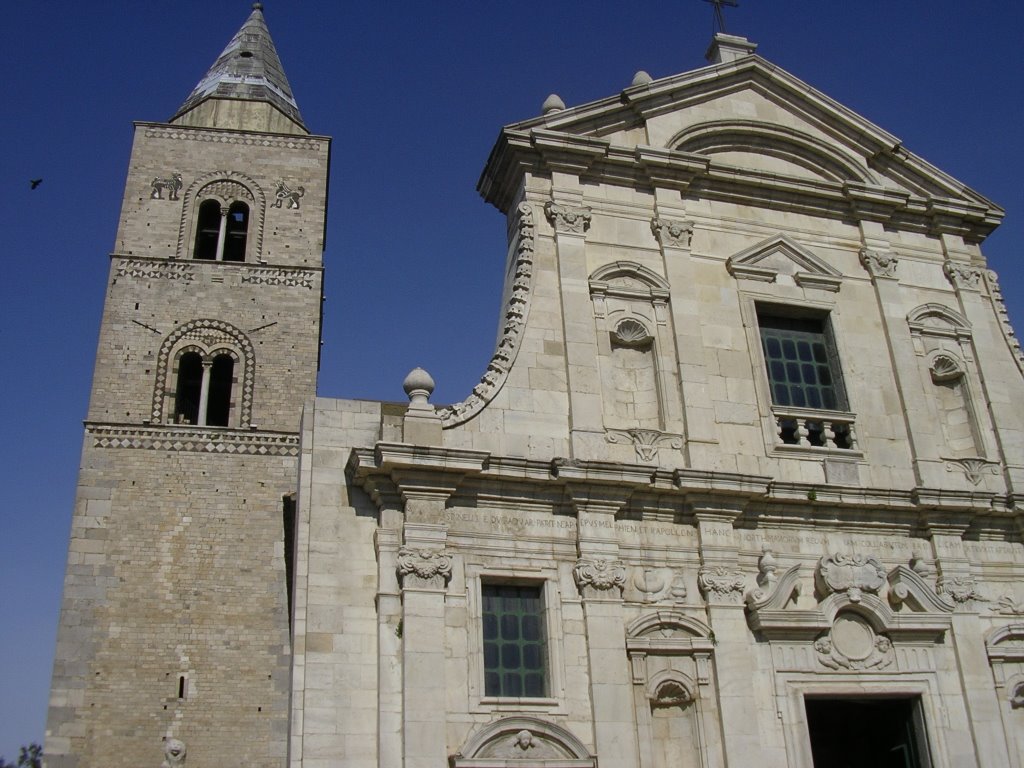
[805,696,931,768]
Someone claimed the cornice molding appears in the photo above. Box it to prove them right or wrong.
[85,422,299,456]
[479,129,1001,242]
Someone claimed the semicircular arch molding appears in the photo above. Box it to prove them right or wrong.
[671,119,875,184]
[153,319,256,427]
[589,260,671,301]
[176,170,266,260]
[908,302,972,334]
[626,609,711,640]
[455,716,595,765]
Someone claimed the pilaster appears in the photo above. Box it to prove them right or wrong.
[653,192,718,453]
[693,501,780,768]
[563,476,639,768]
[925,520,1012,766]
[546,185,602,458]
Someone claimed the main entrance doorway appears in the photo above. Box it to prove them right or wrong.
[804,697,932,768]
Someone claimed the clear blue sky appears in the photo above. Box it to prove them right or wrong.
[1,0,1021,758]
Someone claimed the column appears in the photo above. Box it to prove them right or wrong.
[196,360,212,426]
[214,206,229,261]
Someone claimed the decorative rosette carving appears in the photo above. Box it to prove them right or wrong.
[651,217,694,248]
[816,553,886,602]
[397,546,452,588]
[439,203,535,427]
[574,558,626,598]
[697,566,746,604]
[545,202,592,234]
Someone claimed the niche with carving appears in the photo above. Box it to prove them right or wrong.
[908,304,994,469]
[589,262,684,461]
[626,611,717,768]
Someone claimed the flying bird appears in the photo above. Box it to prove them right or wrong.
[30,178,42,189]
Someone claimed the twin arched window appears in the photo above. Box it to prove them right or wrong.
[193,199,249,261]
[172,351,236,427]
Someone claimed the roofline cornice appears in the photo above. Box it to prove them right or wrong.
[133,120,331,143]
[478,128,1003,242]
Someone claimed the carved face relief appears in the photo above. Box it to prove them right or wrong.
[162,739,187,768]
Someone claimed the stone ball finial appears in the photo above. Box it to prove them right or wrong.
[403,367,435,406]
[252,2,264,10]
[631,70,653,86]
[541,93,566,115]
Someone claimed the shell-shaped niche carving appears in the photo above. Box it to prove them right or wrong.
[613,318,653,346]
[930,354,963,383]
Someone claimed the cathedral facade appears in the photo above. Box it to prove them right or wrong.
[47,7,1024,768]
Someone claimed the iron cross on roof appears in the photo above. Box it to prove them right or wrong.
[703,0,739,34]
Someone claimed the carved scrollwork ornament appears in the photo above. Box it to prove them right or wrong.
[545,201,592,234]
[995,593,1024,616]
[814,627,893,671]
[574,558,627,598]
[816,552,886,602]
[697,566,746,604]
[605,428,683,463]
[397,546,453,587]
[440,203,535,427]
[937,575,987,606]
[943,457,1000,486]
[651,217,694,248]
[859,248,898,279]
[943,260,983,291]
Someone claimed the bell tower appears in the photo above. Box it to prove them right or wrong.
[46,6,329,767]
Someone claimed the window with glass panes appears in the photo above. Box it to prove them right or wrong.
[482,584,546,697]
[758,313,847,410]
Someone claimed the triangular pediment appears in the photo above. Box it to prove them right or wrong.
[726,234,842,291]
[479,54,1002,242]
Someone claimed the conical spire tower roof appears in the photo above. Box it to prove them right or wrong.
[171,3,306,132]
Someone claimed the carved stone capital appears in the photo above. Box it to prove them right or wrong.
[397,546,452,589]
[573,558,626,599]
[943,261,983,291]
[651,217,694,248]
[859,248,898,279]
[816,553,886,602]
[545,202,591,234]
[697,566,746,604]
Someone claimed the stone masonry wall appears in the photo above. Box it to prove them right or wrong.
[47,445,297,768]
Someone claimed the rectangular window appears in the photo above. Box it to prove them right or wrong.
[758,313,847,411]
[482,583,547,697]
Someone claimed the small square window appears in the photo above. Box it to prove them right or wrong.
[758,312,847,411]
[481,583,547,698]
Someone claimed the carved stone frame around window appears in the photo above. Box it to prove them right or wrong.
[738,289,863,460]
[465,564,566,715]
